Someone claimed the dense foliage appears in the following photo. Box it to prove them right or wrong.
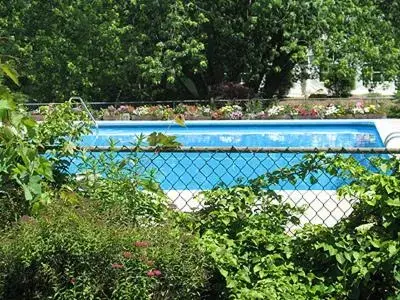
[0,97,91,226]
[183,153,400,299]
[1,0,399,101]
[0,89,209,298]
[1,97,400,298]
[1,65,400,298]
[0,202,207,299]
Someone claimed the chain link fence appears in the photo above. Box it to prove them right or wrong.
[65,146,400,228]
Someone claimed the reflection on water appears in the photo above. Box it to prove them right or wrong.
[82,123,383,148]
[83,132,382,148]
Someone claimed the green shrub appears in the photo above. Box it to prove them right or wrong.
[189,154,400,299]
[290,155,400,299]
[323,67,356,98]
[0,201,208,299]
[0,97,92,228]
[191,186,333,299]
[71,144,170,226]
[387,104,400,118]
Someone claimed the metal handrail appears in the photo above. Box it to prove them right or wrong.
[69,97,99,138]
[384,132,400,146]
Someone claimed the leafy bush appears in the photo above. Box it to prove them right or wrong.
[0,98,91,227]
[323,67,356,98]
[290,155,400,299]
[185,153,400,299]
[0,201,208,300]
[73,147,170,226]
[387,104,400,118]
[190,186,332,299]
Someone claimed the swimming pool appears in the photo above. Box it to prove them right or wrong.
[82,120,383,148]
[75,120,384,190]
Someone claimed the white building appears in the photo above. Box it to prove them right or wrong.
[287,78,396,98]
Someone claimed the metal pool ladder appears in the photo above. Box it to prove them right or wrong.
[384,132,400,147]
[69,96,99,134]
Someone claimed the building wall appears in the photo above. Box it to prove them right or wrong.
[287,79,396,98]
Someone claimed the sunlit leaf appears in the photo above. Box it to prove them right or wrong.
[147,132,182,148]
[174,114,186,127]
[0,64,20,86]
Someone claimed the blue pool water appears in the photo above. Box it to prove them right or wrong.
[76,121,384,190]
[82,121,383,148]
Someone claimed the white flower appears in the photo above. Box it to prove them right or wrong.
[352,107,365,114]
[133,106,150,116]
[202,107,211,114]
[267,105,285,116]
[232,105,242,112]
[325,105,339,116]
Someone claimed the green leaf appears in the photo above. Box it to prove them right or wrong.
[29,175,42,195]
[147,132,182,148]
[309,175,318,185]
[388,244,398,257]
[22,184,33,201]
[22,117,37,128]
[0,64,20,86]
[355,222,375,234]
[387,199,400,207]
[219,268,228,278]
[0,99,16,111]
[335,253,345,264]
[253,264,262,273]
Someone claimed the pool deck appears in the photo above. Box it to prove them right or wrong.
[167,189,355,227]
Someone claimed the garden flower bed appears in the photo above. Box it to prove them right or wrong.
[91,101,386,121]
[28,100,392,124]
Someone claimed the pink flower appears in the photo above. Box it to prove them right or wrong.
[134,241,150,248]
[122,251,133,259]
[356,101,364,108]
[111,263,124,269]
[20,215,35,223]
[147,269,162,277]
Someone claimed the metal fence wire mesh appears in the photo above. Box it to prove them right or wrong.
[64,146,400,228]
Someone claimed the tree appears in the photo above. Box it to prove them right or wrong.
[1,0,206,102]
[194,0,400,98]
[1,0,399,101]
